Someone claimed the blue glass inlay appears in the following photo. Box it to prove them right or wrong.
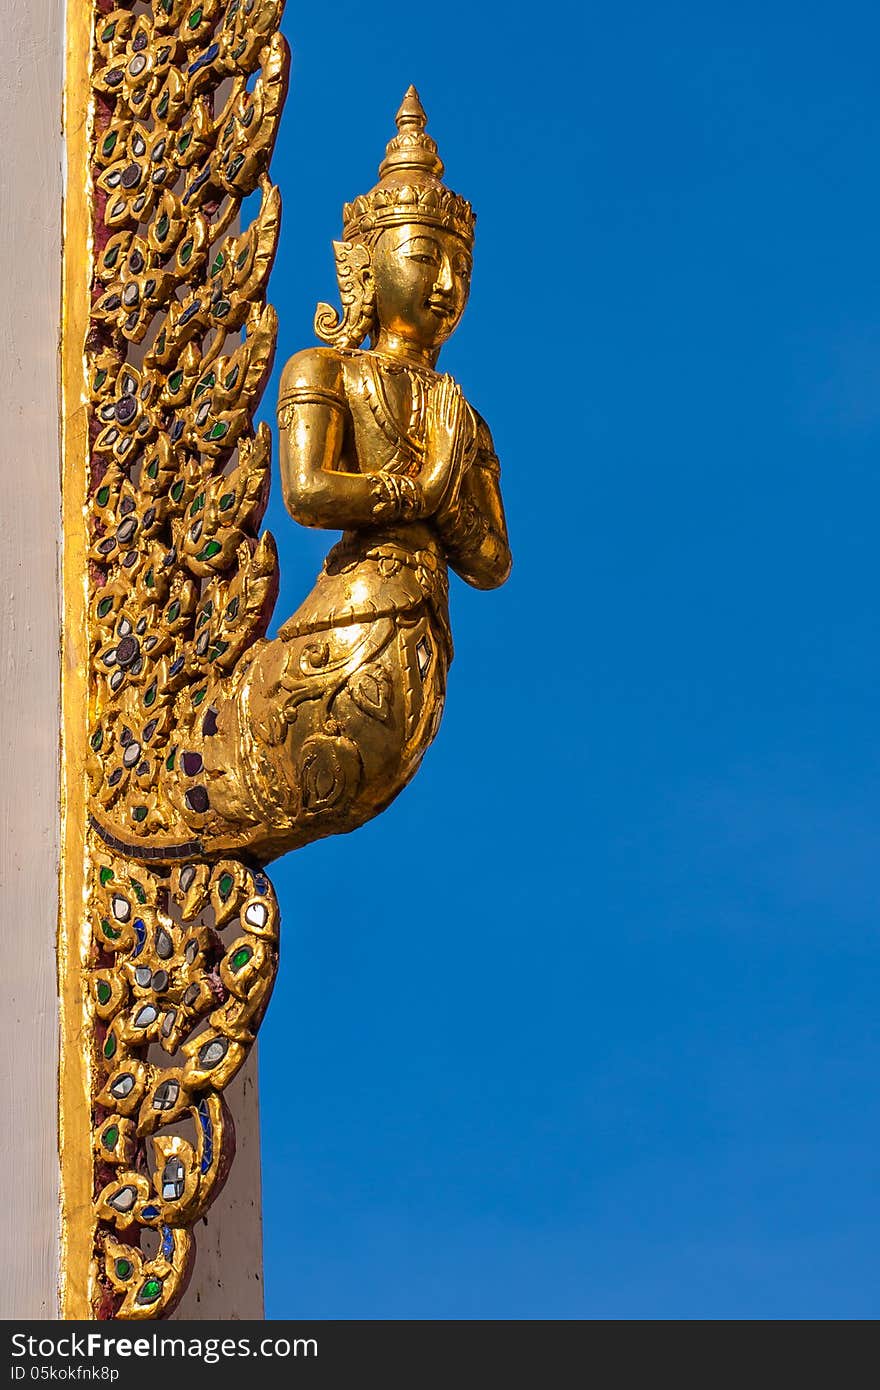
[132,918,146,957]
[197,1098,213,1173]
[161,1225,174,1259]
[182,165,211,205]
[187,42,220,75]
[142,1205,159,1220]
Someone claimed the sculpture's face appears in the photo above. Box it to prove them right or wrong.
[371,222,472,351]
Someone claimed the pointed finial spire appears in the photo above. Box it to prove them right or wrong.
[341,85,475,245]
[378,84,445,182]
[396,84,428,131]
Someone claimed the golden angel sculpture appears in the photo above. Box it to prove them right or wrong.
[183,85,511,858]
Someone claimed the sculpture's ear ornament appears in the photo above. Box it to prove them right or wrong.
[314,240,375,349]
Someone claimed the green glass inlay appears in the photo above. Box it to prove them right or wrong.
[101,131,118,157]
[236,248,248,269]
[188,7,203,27]
[179,237,193,263]
[165,749,176,771]
[101,22,117,41]
[96,486,111,507]
[219,491,235,511]
[94,368,108,389]
[231,946,252,970]
[156,330,166,353]
[157,91,169,119]
[208,421,228,440]
[131,880,147,904]
[223,367,238,389]
[103,1034,117,1059]
[190,492,205,517]
[103,244,119,270]
[96,980,112,1004]
[103,1125,119,1148]
[147,458,158,479]
[209,642,229,661]
[90,730,104,751]
[99,866,114,886]
[139,1278,162,1304]
[97,596,113,619]
[213,299,231,319]
[197,540,222,561]
[145,569,155,589]
[218,872,234,899]
[170,481,184,503]
[144,683,157,708]
[225,597,239,620]
[115,1258,132,1281]
[194,373,215,397]
[192,688,206,706]
[178,133,192,155]
[156,212,169,240]
[211,251,225,274]
[166,600,181,622]
[133,806,147,822]
[168,370,183,393]
[101,919,120,942]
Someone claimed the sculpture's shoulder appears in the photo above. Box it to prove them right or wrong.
[278,345,350,400]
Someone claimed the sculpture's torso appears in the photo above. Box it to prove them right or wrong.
[172,351,457,860]
[281,349,455,655]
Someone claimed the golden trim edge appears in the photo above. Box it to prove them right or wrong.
[59,0,96,1321]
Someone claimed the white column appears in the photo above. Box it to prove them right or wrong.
[0,0,65,1321]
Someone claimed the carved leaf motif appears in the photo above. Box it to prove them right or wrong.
[300,734,362,812]
[349,667,393,722]
[83,0,288,1321]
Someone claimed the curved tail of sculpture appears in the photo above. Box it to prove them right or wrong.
[82,0,288,1318]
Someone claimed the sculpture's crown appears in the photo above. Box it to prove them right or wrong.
[342,86,476,246]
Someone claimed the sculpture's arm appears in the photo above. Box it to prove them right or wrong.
[278,348,460,530]
[436,415,512,590]
[277,347,380,530]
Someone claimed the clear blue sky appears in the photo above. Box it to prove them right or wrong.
[256,2,880,1318]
